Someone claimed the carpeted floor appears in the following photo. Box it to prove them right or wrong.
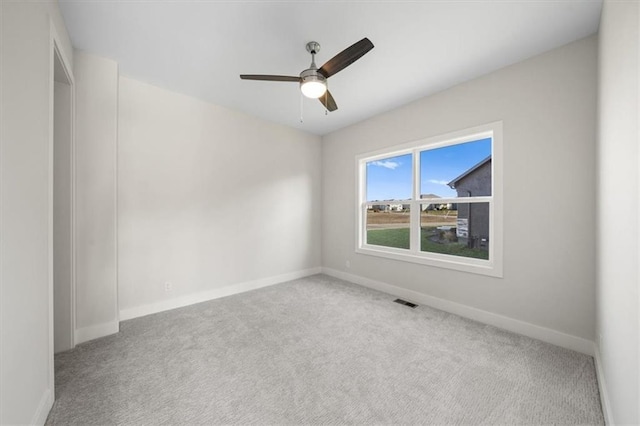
[47,274,604,425]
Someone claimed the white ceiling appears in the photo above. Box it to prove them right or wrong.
[59,0,602,136]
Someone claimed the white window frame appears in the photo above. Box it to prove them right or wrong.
[355,121,503,278]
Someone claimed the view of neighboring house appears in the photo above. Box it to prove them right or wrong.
[420,193,453,211]
[447,156,491,248]
[368,201,410,212]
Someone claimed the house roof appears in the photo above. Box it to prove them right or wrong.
[447,156,492,189]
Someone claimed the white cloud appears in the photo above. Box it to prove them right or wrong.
[369,160,400,170]
[427,179,449,185]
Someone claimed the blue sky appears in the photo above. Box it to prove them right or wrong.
[366,138,491,201]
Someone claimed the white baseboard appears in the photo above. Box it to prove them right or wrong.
[593,343,614,425]
[75,320,120,345]
[322,267,595,356]
[31,387,53,425]
[119,267,323,321]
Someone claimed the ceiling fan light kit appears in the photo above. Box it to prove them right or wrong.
[300,71,327,99]
[240,38,374,112]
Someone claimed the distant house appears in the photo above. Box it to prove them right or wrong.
[420,193,454,211]
[420,193,440,211]
[368,202,407,212]
[369,204,387,212]
[448,156,491,249]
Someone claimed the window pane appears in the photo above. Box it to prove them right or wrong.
[420,202,489,260]
[366,153,412,202]
[420,138,491,199]
[366,204,410,249]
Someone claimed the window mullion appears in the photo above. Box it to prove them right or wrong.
[410,149,420,253]
[419,196,493,204]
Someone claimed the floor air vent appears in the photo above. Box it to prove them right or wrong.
[394,299,418,308]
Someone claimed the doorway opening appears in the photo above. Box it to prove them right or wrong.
[53,45,75,354]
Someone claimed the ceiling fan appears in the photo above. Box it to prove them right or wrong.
[240,38,374,112]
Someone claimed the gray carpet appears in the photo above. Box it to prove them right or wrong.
[47,274,604,425]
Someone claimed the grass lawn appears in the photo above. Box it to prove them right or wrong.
[367,228,411,249]
[366,227,489,260]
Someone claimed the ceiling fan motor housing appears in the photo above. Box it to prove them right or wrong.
[300,68,325,82]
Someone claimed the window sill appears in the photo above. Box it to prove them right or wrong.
[356,245,503,278]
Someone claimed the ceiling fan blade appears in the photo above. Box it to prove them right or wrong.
[318,90,338,112]
[318,38,374,79]
[240,75,301,82]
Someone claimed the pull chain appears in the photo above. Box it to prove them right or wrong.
[325,81,328,115]
[300,90,304,123]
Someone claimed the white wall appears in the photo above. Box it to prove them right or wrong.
[322,36,597,346]
[597,1,640,423]
[117,77,322,317]
[0,1,74,424]
[74,51,120,343]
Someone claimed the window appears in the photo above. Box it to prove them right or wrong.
[356,122,503,277]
